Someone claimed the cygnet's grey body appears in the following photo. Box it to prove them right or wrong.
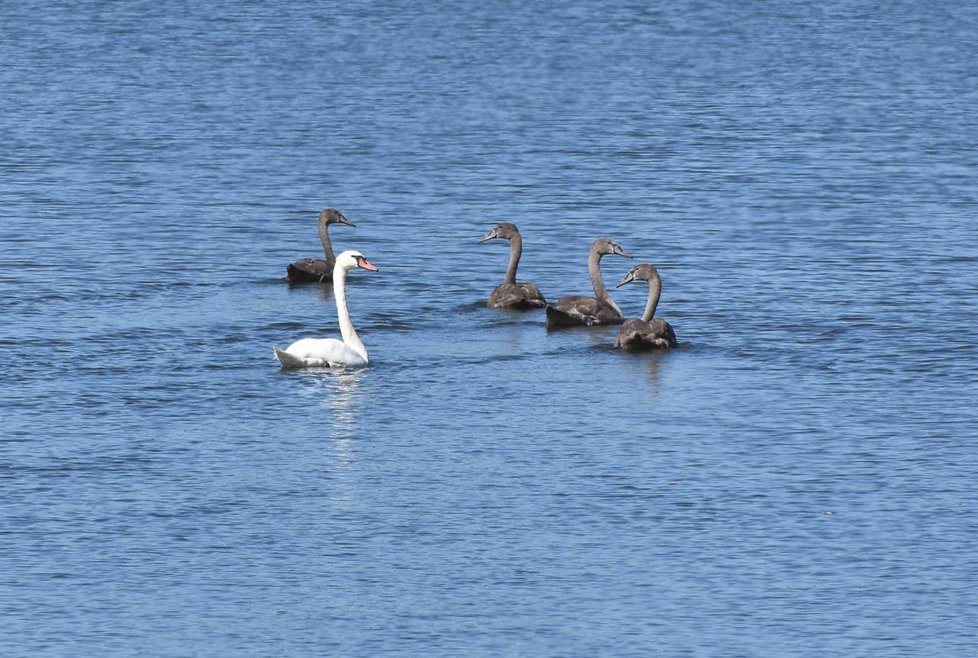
[545,238,632,328]
[613,263,678,350]
[286,209,356,283]
[480,222,547,310]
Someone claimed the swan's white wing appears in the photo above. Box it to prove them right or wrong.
[276,337,367,368]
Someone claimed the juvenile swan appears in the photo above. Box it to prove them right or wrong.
[479,222,547,309]
[286,209,356,283]
[274,250,378,368]
[613,263,678,350]
[545,238,632,328]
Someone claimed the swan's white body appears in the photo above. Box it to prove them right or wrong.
[274,337,366,368]
[274,250,377,369]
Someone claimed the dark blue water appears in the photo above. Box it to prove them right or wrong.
[3,1,978,655]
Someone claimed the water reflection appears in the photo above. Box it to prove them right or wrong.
[323,368,363,439]
[285,279,332,298]
[585,326,617,347]
[615,340,670,393]
[644,350,665,392]
[295,368,365,510]
[318,285,335,302]
[289,367,363,441]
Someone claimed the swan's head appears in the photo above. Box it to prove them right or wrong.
[335,250,378,272]
[318,208,356,228]
[617,263,660,288]
[593,238,632,259]
[480,222,520,243]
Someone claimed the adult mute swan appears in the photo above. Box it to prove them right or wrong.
[479,222,547,309]
[545,238,632,328]
[613,263,678,350]
[286,208,356,283]
[274,250,378,368]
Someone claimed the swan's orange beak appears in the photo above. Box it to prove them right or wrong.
[356,256,378,271]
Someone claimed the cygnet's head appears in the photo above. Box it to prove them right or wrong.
[592,238,632,259]
[336,250,378,272]
[318,208,357,228]
[617,263,659,288]
[479,222,520,243]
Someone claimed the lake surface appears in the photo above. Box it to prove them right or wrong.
[2,1,978,655]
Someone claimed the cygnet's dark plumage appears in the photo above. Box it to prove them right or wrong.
[613,263,678,350]
[286,209,356,283]
[545,238,632,328]
[479,222,547,310]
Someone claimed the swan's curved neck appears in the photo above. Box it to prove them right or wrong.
[318,222,335,264]
[504,234,522,285]
[332,265,367,361]
[643,273,662,323]
[588,249,621,314]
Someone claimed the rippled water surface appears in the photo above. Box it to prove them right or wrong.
[3,1,978,656]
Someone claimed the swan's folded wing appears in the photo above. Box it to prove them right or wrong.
[648,319,678,347]
[614,319,655,349]
[546,296,597,327]
[614,319,676,350]
[489,282,547,309]
[274,346,311,369]
[278,337,367,368]
[287,258,332,283]
[546,296,620,327]
[518,282,547,307]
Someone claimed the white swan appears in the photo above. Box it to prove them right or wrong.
[274,250,378,369]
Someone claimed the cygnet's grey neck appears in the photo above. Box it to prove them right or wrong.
[588,250,606,299]
[504,233,523,285]
[318,221,335,262]
[588,248,622,317]
[588,249,612,301]
[642,271,663,323]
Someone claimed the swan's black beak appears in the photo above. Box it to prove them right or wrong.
[616,272,635,288]
[616,246,633,258]
[337,216,357,228]
[479,229,497,243]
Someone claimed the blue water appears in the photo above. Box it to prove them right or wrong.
[3,1,978,655]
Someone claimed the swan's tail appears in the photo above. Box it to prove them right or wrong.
[273,346,307,370]
[545,304,580,329]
